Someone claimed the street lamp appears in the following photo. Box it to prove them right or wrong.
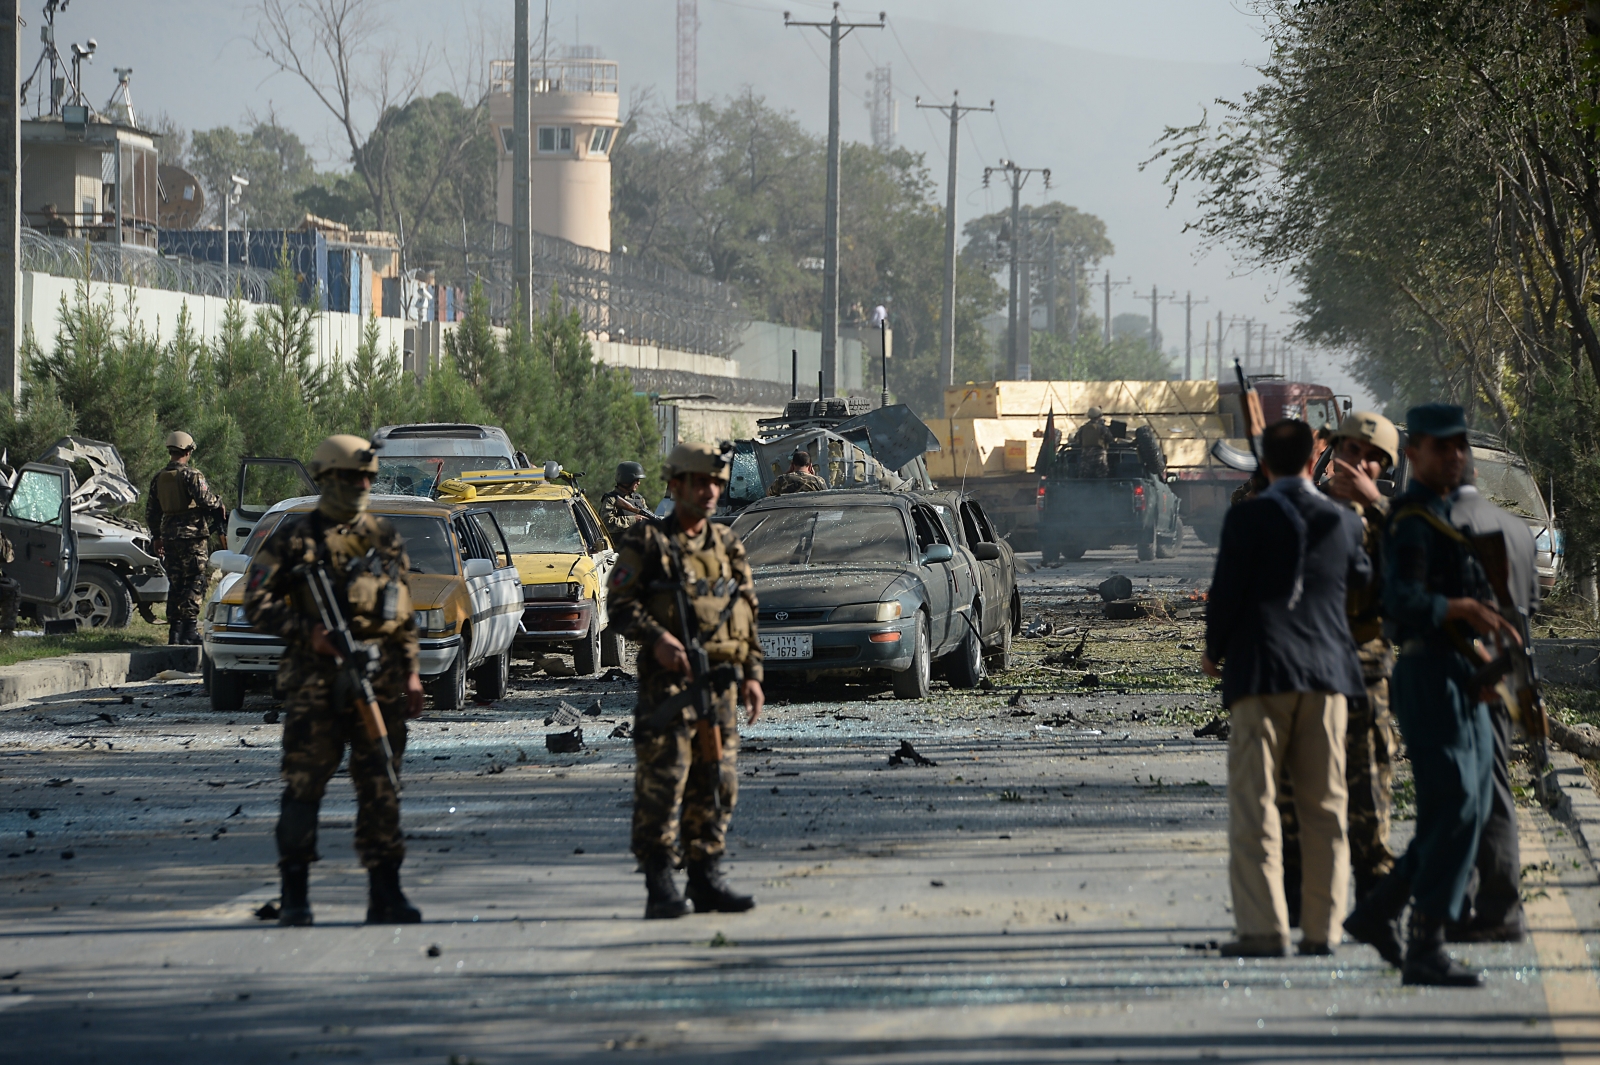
[223,174,248,297]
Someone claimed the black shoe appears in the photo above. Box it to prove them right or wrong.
[1297,940,1334,956]
[1448,910,1528,944]
[1218,934,1287,957]
[644,858,690,920]
[168,623,183,646]
[1343,869,1408,969]
[686,858,755,914]
[365,863,422,924]
[1402,911,1482,987]
[277,861,313,927]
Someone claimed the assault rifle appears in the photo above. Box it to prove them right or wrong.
[298,560,401,793]
[1233,360,1266,467]
[1466,532,1550,787]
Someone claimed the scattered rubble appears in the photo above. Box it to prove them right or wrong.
[608,722,632,739]
[1193,717,1230,740]
[584,700,604,717]
[887,740,937,767]
[1022,615,1054,639]
[600,668,635,682]
[546,701,584,727]
[1006,689,1028,708]
[1097,574,1134,602]
[545,728,584,753]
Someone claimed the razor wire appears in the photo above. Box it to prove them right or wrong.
[22,229,278,303]
[464,223,746,358]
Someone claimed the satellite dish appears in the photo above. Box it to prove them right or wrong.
[157,164,205,229]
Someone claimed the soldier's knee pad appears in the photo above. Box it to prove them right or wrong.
[276,793,321,860]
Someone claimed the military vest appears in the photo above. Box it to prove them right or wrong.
[642,524,755,664]
[156,467,199,513]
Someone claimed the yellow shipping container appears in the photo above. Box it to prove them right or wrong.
[944,380,1221,419]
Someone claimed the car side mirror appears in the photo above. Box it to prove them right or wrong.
[972,542,1001,561]
[922,544,954,565]
[463,557,493,579]
[210,550,250,575]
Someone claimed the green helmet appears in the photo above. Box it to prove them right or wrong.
[662,441,732,483]
[308,434,380,479]
[616,461,645,484]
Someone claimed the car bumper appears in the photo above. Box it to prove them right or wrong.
[515,600,594,645]
[758,619,915,674]
[205,630,462,678]
[129,567,169,603]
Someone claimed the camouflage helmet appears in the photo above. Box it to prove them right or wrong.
[663,441,732,483]
[308,434,380,479]
[615,460,645,484]
[165,430,196,451]
[1331,411,1400,470]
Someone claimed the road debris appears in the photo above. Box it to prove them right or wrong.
[608,722,632,739]
[1078,674,1100,688]
[263,709,280,724]
[600,668,634,682]
[1046,631,1089,667]
[545,727,584,754]
[1022,615,1054,638]
[1097,574,1134,602]
[255,900,280,921]
[546,701,584,727]
[584,699,604,717]
[426,944,442,957]
[1194,717,1230,740]
[1006,688,1028,708]
[888,740,937,767]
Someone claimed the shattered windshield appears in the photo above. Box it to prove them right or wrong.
[376,456,513,497]
[734,505,911,566]
[1471,449,1546,520]
[480,498,585,554]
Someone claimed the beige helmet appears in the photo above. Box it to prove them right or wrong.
[663,441,732,483]
[165,430,195,451]
[308,434,380,479]
[1086,406,1103,420]
[1332,411,1399,470]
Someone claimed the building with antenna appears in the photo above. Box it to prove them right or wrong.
[866,65,896,149]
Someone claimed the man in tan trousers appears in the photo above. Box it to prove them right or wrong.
[1202,420,1372,956]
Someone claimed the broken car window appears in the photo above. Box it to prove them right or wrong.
[6,469,64,525]
[735,505,911,566]
[478,498,585,555]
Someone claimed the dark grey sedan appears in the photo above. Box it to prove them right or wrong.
[731,489,995,698]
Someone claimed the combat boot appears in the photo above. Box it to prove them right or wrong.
[277,862,313,927]
[167,622,183,646]
[182,621,204,646]
[1343,869,1408,969]
[365,863,422,924]
[643,857,691,920]
[1401,910,1482,987]
[686,857,755,914]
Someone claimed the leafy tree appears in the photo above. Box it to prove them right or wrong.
[962,202,1114,343]
[190,119,322,229]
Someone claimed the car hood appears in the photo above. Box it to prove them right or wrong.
[753,565,907,606]
[514,552,589,584]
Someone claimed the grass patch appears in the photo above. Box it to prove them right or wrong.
[0,618,167,667]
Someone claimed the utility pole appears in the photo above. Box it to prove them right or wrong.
[1182,291,1209,381]
[1146,285,1179,359]
[1102,271,1131,344]
[513,0,533,332]
[786,4,885,396]
[1018,207,1033,379]
[916,91,992,389]
[1043,229,1057,336]
[0,0,18,400]
[676,0,698,106]
[984,159,1050,379]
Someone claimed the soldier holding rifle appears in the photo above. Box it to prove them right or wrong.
[244,435,426,928]
[601,461,652,542]
[608,442,765,919]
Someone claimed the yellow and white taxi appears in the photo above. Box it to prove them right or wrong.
[202,495,522,713]
[435,469,620,674]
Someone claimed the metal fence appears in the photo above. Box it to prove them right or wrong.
[22,229,278,303]
[468,223,746,357]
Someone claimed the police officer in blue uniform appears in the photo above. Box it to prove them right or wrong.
[1343,403,1520,987]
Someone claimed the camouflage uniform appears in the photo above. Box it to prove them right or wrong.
[1073,420,1111,479]
[145,461,223,624]
[600,488,651,543]
[767,470,829,496]
[244,509,419,869]
[1280,496,1396,905]
[608,517,763,865]
[0,531,18,634]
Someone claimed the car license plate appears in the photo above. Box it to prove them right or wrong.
[761,633,813,660]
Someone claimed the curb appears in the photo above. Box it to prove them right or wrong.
[1544,749,1600,874]
[0,645,202,709]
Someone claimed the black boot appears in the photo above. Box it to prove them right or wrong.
[182,621,204,646]
[686,857,755,914]
[365,863,422,924]
[277,862,313,927]
[644,857,691,920]
[1343,869,1408,969]
[1402,910,1482,987]
[168,622,183,646]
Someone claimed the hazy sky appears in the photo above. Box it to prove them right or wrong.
[44,1,1362,399]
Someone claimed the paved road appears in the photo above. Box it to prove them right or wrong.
[4,533,1599,1062]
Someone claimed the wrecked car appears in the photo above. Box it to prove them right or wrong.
[731,487,1001,698]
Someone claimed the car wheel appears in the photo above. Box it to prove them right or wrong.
[1156,523,1182,559]
[429,648,467,711]
[891,615,931,699]
[1137,523,1157,562]
[472,650,509,703]
[572,609,602,676]
[986,601,1016,673]
[49,563,133,629]
[210,668,246,714]
[202,652,213,695]
[946,607,987,689]
[1059,541,1086,561]
[600,626,625,668]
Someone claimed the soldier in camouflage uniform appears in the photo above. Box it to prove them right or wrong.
[244,435,426,928]
[1278,412,1400,921]
[766,449,829,496]
[0,529,18,635]
[1073,407,1112,479]
[146,431,225,645]
[600,461,652,543]
[609,441,765,919]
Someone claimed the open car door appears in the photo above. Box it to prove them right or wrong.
[230,458,316,551]
[0,463,79,606]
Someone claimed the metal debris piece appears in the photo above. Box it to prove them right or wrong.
[1097,574,1134,602]
[600,667,635,682]
[551,701,584,726]
[584,700,604,717]
[1022,615,1054,639]
[546,727,584,753]
[1006,688,1028,708]
[887,740,937,767]
[1194,717,1231,740]
[609,722,632,739]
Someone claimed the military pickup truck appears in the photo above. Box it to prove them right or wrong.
[1037,422,1183,563]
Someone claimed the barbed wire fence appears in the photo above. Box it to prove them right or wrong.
[22,229,278,304]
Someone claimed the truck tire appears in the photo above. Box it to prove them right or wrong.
[429,647,467,711]
[473,650,509,702]
[1156,521,1182,559]
[1060,541,1086,561]
[891,615,931,699]
[51,563,133,629]
[210,668,247,714]
[946,606,987,689]
[1137,523,1157,562]
[1041,544,1060,565]
[600,626,625,668]
[572,610,602,676]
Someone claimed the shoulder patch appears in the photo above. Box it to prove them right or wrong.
[608,563,636,590]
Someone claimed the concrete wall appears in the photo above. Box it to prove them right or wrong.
[729,320,863,392]
[22,270,409,366]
